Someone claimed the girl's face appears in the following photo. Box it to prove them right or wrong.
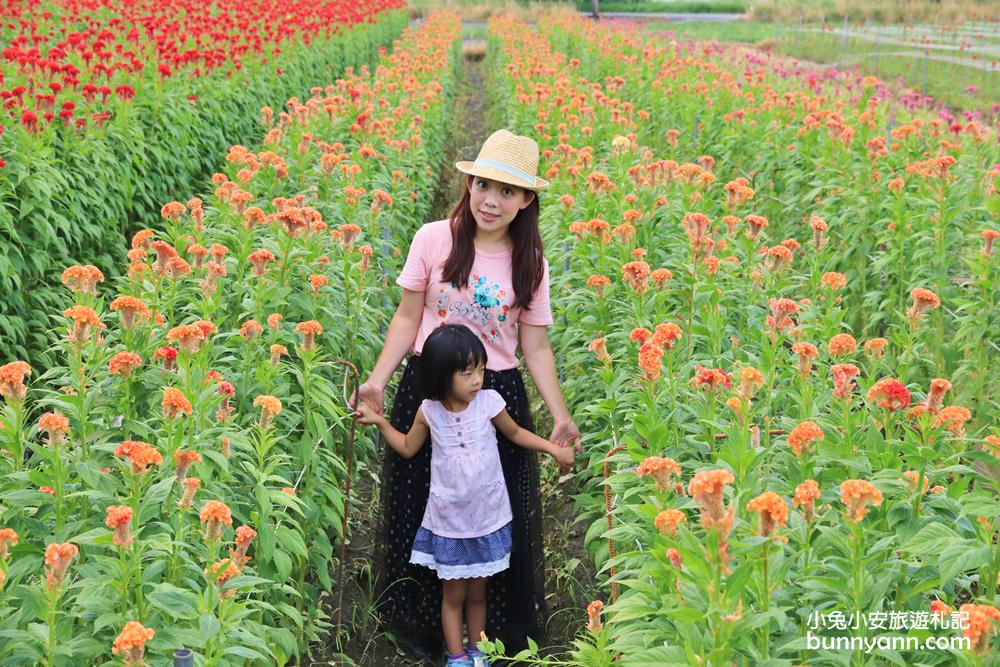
[468,176,534,237]
[449,361,485,404]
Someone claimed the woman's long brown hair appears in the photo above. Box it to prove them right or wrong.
[441,179,544,311]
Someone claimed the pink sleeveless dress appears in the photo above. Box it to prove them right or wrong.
[409,389,514,579]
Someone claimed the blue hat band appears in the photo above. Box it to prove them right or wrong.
[472,158,537,186]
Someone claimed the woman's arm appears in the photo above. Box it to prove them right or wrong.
[356,402,430,459]
[354,288,425,414]
[519,323,581,450]
[492,409,574,471]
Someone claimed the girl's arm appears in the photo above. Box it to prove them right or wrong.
[519,323,581,450]
[492,409,574,471]
[354,288,425,414]
[356,402,430,459]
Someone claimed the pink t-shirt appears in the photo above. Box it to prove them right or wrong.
[396,218,553,371]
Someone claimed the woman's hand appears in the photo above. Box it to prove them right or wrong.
[549,418,582,453]
[352,379,386,417]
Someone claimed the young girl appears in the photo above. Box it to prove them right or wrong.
[353,129,581,660]
[355,324,574,667]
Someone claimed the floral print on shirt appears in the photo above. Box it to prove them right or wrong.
[438,274,511,343]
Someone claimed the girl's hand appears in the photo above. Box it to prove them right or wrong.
[352,379,386,417]
[552,443,575,473]
[354,399,384,426]
[549,418,582,453]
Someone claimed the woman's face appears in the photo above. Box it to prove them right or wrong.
[467,176,534,236]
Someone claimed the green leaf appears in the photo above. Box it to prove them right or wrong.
[900,522,961,555]
[147,583,200,621]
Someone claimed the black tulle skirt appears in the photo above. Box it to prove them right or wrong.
[376,355,546,658]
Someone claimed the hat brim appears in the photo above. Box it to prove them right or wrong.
[455,161,549,192]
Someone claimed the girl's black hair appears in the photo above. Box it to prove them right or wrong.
[419,324,488,401]
[441,176,544,311]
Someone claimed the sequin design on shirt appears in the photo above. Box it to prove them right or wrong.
[445,274,510,343]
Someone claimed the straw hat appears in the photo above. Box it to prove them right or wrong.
[455,129,549,191]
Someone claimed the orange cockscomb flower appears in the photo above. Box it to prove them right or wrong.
[200,500,233,541]
[173,449,202,480]
[637,342,663,381]
[105,505,133,548]
[44,542,78,589]
[864,337,888,358]
[108,351,143,378]
[636,456,682,491]
[737,366,764,403]
[114,440,163,474]
[828,333,857,357]
[621,260,650,294]
[630,328,652,344]
[867,378,911,411]
[38,411,70,446]
[0,361,32,401]
[650,268,673,287]
[294,320,323,351]
[792,480,821,522]
[63,305,103,345]
[230,525,258,567]
[270,344,288,365]
[906,287,940,326]
[745,214,768,241]
[654,509,687,537]
[787,421,824,457]
[902,470,930,493]
[166,324,206,354]
[840,479,883,522]
[766,298,799,340]
[61,264,105,295]
[177,477,201,510]
[652,323,682,350]
[247,249,276,277]
[586,274,611,296]
[253,395,282,427]
[160,201,186,221]
[692,365,731,393]
[309,274,329,293]
[0,528,18,560]
[688,469,736,570]
[831,363,861,400]
[791,341,819,378]
[746,491,789,538]
[586,600,604,633]
[933,406,972,436]
[820,272,847,291]
[980,229,999,256]
[959,603,1000,655]
[926,378,951,412]
[109,296,150,330]
[688,469,734,528]
[588,338,611,363]
[161,387,193,419]
[240,320,263,340]
[112,621,155,666]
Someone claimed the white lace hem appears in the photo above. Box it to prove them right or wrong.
[410,551,511,580]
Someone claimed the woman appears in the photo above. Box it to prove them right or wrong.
[353,129,580,661]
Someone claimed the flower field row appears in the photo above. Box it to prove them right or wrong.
[0,0,406,368]
[482,14,999,666]
[0,12,460,665]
